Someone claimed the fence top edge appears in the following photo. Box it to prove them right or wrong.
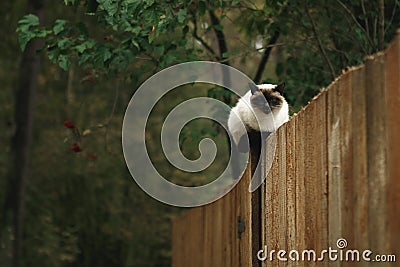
[288,28,400,122]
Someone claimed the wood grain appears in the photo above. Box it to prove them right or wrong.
[385,31,400,267]
[172,33,400,267]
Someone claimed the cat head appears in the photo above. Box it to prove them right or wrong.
[249,82,285,114]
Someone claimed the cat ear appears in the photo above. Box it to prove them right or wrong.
[274,82,285,95]
[249,82,260,95]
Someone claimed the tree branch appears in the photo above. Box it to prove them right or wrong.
[216,43,284,63]
[208,10,229,64]
[304,1,336,80]
[192,16,219,60]
[378,0,385,50]
[324,4,368,55]
[360,0,370,41]
[335,0,376,50]
[384,0,399,34]
[253,30,280,84]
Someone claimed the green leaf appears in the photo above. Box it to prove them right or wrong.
[78,53,92,65]
[58,54,70,70]
[75,44,87,53]
[102,49,112,62]
[130,39,140,49]
[63,0,78,5]
[162,54,175,65]
[148,32,155,44]
[34,29,51,38]
[94,46,112,65]
[57,38,73,50]
[222,52,230,58]
[144,0,155,7]
[154,45,164,55]
[53,19,68,35]
[232,0,240,5]
[98,0,118,16]
[47,46,59,63]
[84,39,96,49]
[17,15,40,50]
[198,1,207,15]
[17,14,39,32]
[18,32,35,50]
[177,9,187,23]
[213,24,223,31]
[74,39,96,53]
[16,15,51,50]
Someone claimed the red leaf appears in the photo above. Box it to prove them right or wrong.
[70,143,83,152]
[64,120,75,129]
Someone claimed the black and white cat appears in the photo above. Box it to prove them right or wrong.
[228,82,289,153]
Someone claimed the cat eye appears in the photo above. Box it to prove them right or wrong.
[269,98,278,105]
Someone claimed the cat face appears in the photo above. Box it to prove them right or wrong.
[249,83,285,114]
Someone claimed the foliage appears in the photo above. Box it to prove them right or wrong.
[3,0,400,266]
[16,0,400,110]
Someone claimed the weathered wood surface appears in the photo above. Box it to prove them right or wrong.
[172,164,259,267]
[172,32,400,267]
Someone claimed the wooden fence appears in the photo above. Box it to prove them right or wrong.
[172,32,400,267]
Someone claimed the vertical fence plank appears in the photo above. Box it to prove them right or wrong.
[260,156,267,267]
[172,208,204,267]
[172,214,182,267]
[213,198,224,266]
[309,90,328,256]
[365,54,390,265]
[295,109,306,267]
[338,72,355,267]
[303,101,318,267]
[264,132,280,267]
[307,91,329,263]
[385,31,400,266]
[230,187,240,267]
[277,125,287,267]
[190,208,205,266]
[327,81,342,267]
[285,117,297,267]
[350,66,369,266]
[318,91,329,261]
[262,126,287,267]
[221,186,233,267]
[251,180,262,266]
[233,165,253,266]
[203,202,212,267]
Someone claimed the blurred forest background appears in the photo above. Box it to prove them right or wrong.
[1,0,399,266]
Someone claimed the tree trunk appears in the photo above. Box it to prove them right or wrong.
[5,0,45,266]
[253,30,280,84]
